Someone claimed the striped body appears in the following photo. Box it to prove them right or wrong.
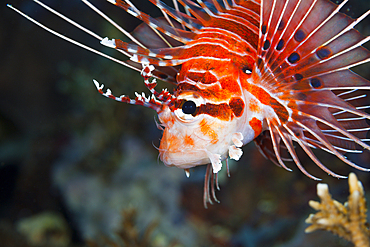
[106,0,370,203]
[9,0,370,206]
[158,1,262,172]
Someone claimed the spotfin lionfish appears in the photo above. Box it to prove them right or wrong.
[8,0,370,207]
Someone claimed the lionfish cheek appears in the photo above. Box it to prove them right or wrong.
[199,119,219,143]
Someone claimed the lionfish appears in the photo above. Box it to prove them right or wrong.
[8,0,370,207]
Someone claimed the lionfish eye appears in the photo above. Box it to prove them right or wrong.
[182,100,197,114]
[174,92,204,122]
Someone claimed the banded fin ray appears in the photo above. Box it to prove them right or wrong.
[104,0,260,69]
[111,0,196,43]
[253,0,370,179]
[148,0,203,30]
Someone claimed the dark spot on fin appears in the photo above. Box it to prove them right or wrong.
[263,40,270,50]
[262,25,267,35]
[288,52,300,64]
[310,78,323,88]
[294,30,306,42]
[316,47,331,59]
[276,39,284,51]
[257,58,263,67]
[294,74,303,81]
[278,20,285,30]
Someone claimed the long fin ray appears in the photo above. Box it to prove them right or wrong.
[254,0,370,178]
[178,0,211,23]
[266,118,292,171]
[6,3,140,72]
[282,123,347,178]
[273,120,321,180]
[294,120,370,172]
[148,0,203,30]
[111,0,195,43]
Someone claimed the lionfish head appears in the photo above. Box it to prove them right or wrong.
[157,64,248,173]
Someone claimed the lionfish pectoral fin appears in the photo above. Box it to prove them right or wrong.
[253,0,370,178]
[254,130,283,167]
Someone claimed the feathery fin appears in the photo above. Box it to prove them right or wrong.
[253,0,370,178]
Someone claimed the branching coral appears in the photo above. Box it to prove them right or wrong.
[305,173,370,247]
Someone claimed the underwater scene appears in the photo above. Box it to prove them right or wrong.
[1,0,370,246]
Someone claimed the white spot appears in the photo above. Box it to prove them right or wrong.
[107,0,116,4]
[148,64,155,72]
[158,61,167,66]
[245,69,252,74]
[184,169,190,178]
[127,9,138,17]
[229,145,243,160]
[148,52,156,57]
[134,92,142,100]
[105,89,112,96]
[130,55,139,62]
[127,47,137,53]
[100,37,116,48]
[149,23,158,29]
[93,79,104,90]
[205,150,222,173]
[164,55,173,59]
[140,57,149,63]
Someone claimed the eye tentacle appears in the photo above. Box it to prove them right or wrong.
[93,63,176,112]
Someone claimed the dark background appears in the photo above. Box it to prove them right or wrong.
[1,0,370,246]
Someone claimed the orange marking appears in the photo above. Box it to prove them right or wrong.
[199,119,218,144]
[186,71,218,84]
[219,76,242,96]
[184,135,194,146]
[249,117,262,138]
[248,98,261,113]
[160,130,180,153]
